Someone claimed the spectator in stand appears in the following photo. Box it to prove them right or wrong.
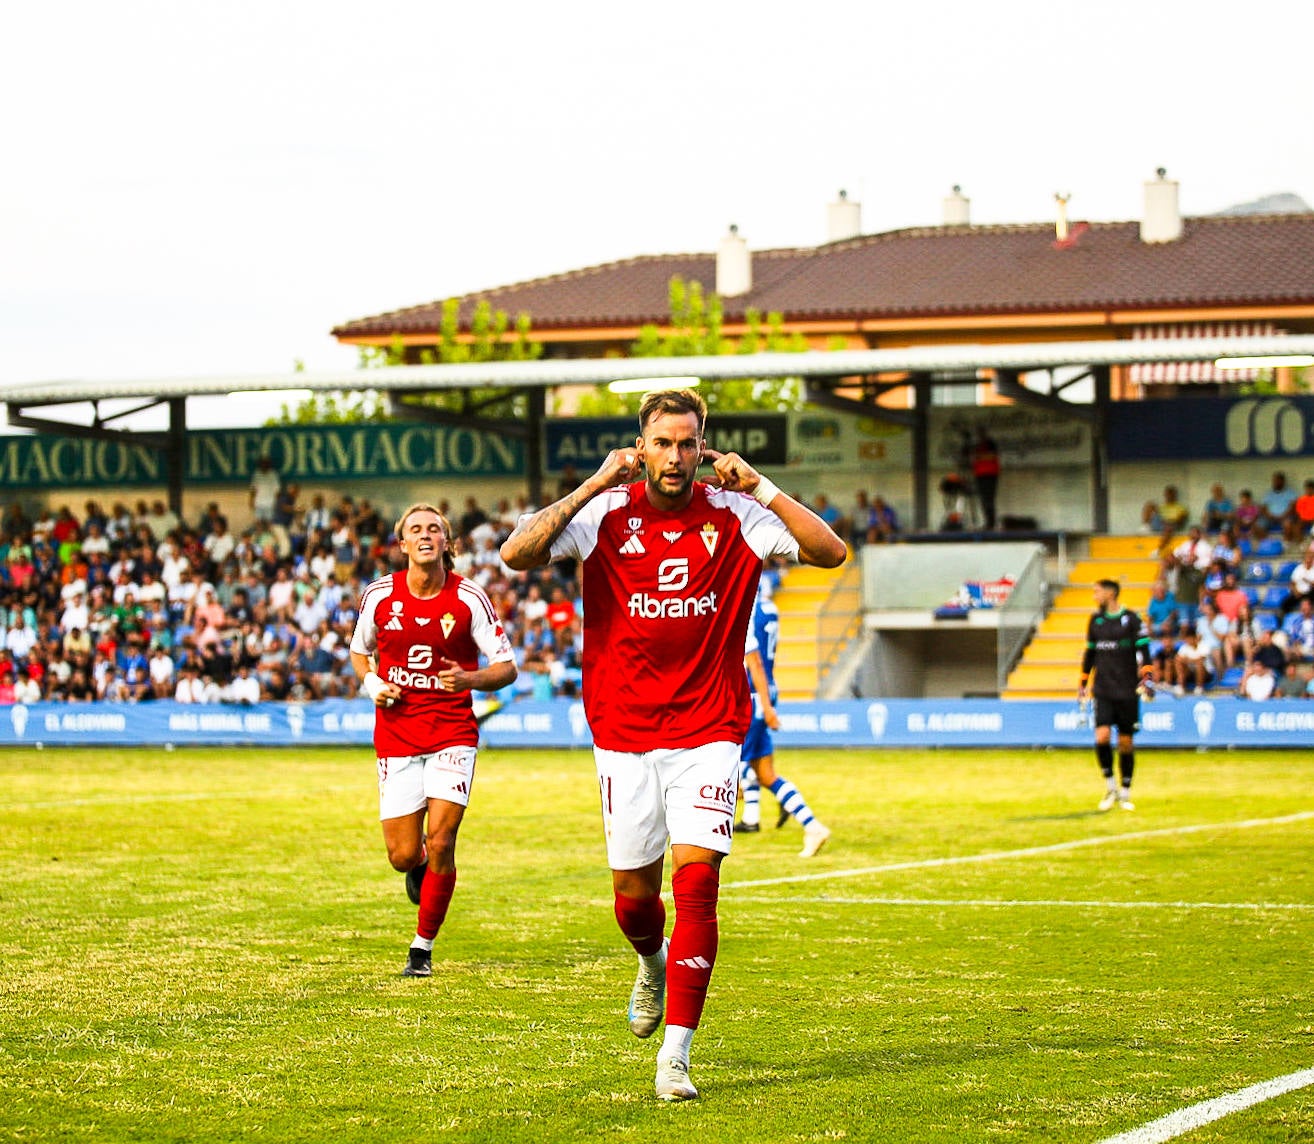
[203,520,236,575]
[545,585,577,634]
[1282,597,1314,662]
[1171,527,1212,626]
[1239,659,1277,701]
[329,512,359,585]
[1259,471,1296,538]
[149,644,176,699]
[1242,627,1286,692]
[4,614,38,665]
[458,496,489,539]
[1172,629,1214,696]
[13,666,41,704]
[1212,572,1249,625]
[1281,548,1314,615]
[227,664,261,705]
[1146,581,1178,641]
[0,668,16,705]
[1200,484,1235,533]
[847,491,874,547]
[249,456,282,527]
[812,494,844,534]
[970,428,1002,530]
[1291,480,1314,541]
[1195,599,1235,678]
[1277,661,1308,699]
[1209,528,1241,576]
[869,496,899,543]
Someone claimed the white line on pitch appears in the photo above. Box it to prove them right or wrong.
[1097,1066,1314,1144]
[0,784,365,811]
[720,810,1314,890]
[728,895,1314,911]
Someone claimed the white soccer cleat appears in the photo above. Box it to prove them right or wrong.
[628,938,667,1038]
[1098,791,1118,812]
[655,1057,698,1101]
[799,822,831,858]
[1119,796,1136,811]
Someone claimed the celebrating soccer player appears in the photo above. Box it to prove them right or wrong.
[501,388,846,1101]
[351,503,517,978]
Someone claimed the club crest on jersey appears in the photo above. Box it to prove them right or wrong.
[700,522,719,557]
[619,534,646,555]
[440,612,456,638]
[627,517,643,532]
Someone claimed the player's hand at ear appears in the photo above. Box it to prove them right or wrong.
[704,449,762,494]
[593,447,645,490]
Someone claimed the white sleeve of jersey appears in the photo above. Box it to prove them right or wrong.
[744,622,760,656]
[548,488,625,564]
[349,578,391,656]
[717,489,802,562]
[458,580,516,664]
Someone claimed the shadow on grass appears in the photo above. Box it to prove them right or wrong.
[1005,810,1107,823]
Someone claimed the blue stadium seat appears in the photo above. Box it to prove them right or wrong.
[1245,561,1273,584]
[1254,611,1280,632]
[1278,561,1299,581]
[1220,666,1244,689]
[1256,538,1285,557]
[1237,538,1253,557]
[1262,586,1288,609]
[1242,587,1260,608]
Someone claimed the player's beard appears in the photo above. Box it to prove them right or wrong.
[648,464,694,503]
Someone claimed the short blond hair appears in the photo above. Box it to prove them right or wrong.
[394,502,455,571]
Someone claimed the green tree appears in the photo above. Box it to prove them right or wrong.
[575,277,811,417]
[269,301,542,425]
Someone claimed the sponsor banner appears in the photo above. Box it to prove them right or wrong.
[1108,395,1314,461]
[0,423,523,489]
[2,697,1310,749]
[545,415,788,471]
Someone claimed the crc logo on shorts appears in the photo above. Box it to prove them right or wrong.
[657,558,689,592]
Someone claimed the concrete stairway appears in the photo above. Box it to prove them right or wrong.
[773,556,861,701]
[1003,535,1166,700]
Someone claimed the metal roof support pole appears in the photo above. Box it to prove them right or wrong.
[167,398,187,517]
[910,373,932,531]
[1091,365,1110,533]
[525,387,546,509]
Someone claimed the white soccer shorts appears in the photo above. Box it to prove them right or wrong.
[593,740,741,870]
[377,746,477,821]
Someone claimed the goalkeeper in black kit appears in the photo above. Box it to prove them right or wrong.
[1078,579,1154,811]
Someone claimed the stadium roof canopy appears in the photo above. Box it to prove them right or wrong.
[6,333,1314,530]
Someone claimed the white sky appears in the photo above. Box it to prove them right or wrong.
[3,0,1312,425]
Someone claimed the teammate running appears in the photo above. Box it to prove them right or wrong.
[501,388,846,1101]
[735,580,831,856]
[1078,578,1153,811]
[351,503,517,977]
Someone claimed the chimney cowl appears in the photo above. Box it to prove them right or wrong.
[942,184,971,227]
[1141,168,1183,244]
[826,190,862,243]
[716,225,752,297]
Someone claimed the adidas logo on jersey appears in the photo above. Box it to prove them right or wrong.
[384,617,404,630]
[675,955,712,969]
[619,534,646,555]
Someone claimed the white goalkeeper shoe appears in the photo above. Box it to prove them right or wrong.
[655,1057,698,1101]
[1098,790,1118,811]
[800,822,831,858]
[627,938,667,1038]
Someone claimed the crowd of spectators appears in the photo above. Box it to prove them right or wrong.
[0,473,880,709]
[1140,472,1314,700]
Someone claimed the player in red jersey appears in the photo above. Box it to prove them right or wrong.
[501,389,846,1100]
[351,503,516,978]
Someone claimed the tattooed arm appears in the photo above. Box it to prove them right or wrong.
[501,448,644,570]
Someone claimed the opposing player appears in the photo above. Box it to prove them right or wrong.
[501,388,846,1101]
[1077,578,1153,811]
[351,503,517,977]
[737,580,831,856]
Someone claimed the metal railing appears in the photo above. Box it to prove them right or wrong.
[996,544,1048,693]
[816,562,863,695]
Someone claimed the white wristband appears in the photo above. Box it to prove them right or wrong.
[362,672,388,702]
[752,476,781,507]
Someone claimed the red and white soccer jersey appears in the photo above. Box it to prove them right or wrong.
[550,481,799,752]
[351,571,514,756]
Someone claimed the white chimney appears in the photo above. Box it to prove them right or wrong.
[826,189,862,242]
[1141,167,1183,243]
[1054,193,1071,242]
[716,224,752,297]
[942,184,971,226]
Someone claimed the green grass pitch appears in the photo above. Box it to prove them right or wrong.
[1,745,1311,1142]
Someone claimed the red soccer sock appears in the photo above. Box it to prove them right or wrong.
[614,890,667,957]
[417,870,457,941]
[665,862,720,1029]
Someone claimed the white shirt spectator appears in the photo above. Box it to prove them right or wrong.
[310,550,336,584]
[5,622,38,662]
[294,596,328,636]
[1173,535,1214,571]
[61,578,88,604]
[1243,668,1277,701]
[161,553,191,590]
[80,528,111,557]
[13,675,41,704]
[204,528,236,567]
[175,674,206,703]
[1290,559,1314,597]
[226,671,261,705]
[60,599,90,633]
[268,575,295,616]
[149,651,176,688]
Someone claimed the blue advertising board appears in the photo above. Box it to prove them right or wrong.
[1107,395,1314,461]
[2,697,1311,749]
